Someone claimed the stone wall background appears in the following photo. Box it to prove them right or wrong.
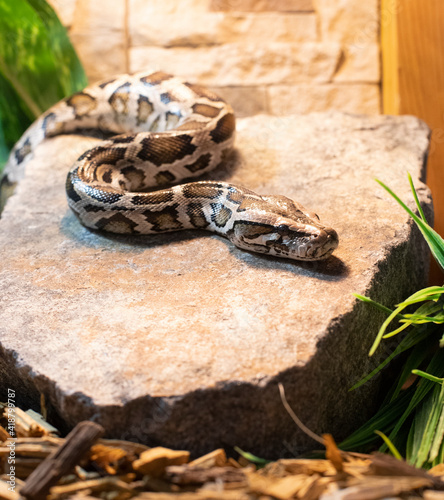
[48,0,381,116]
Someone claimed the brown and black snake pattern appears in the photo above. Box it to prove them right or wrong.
[3,71,338,261]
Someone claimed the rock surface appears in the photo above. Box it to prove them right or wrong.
[0,113,431,458]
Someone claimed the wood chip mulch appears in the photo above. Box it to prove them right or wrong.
[1,404,444,500]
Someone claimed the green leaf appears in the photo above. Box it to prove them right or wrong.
[0,0,87,172]
[0,0,87,114]
[0,73,34,150]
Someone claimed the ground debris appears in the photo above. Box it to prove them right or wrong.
[1,406,444,500]
[133,448,190,477]
[0,404,58,439]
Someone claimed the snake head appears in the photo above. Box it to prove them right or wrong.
[230,216,339,261]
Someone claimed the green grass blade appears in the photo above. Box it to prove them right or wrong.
[429,384,444,462]
[406,420,415,463]
[350,324,432,391]
[386,352,444,459]
[408,172,427,223]
[350,348,401,391]
[369,303,409,355]
[412,370,444,385]
[400,302,444,324]
[407,388,437,464]
[413,384,442,467]
[234,446,270,466]
[376,179,444,271]
[354,294,396,316]
[386,339,430,403]
[368,288,444,353]
[382,322,411,338]
[340,387,415,450]
[396,287,444,306]
[374,430,403,459]
[402,315,444,324]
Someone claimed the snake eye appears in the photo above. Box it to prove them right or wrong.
[277,224,289,234]
[304,211,320,221]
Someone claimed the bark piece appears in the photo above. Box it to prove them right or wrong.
[166,465,247,487]
[132,448,190,477]
[20,421,104,499]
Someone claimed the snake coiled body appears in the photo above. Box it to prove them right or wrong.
[3,71,338,261]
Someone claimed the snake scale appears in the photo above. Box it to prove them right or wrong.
[2,71,338,261]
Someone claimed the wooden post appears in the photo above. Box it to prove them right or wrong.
[381,0,444,284]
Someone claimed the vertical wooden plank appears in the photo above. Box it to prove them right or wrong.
[380,0,399,115]
[382,0,444,283]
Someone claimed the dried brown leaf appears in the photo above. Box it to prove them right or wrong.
[324,434,343,473]
[429,464,444,478]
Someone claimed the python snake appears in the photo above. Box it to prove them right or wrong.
[2,71,338,261]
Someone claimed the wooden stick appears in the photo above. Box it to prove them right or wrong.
[20,421,104,499]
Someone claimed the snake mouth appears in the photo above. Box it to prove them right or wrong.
[228,216,339,261]
[304,227,339,260]
[270,225,339,261]
[234,223,339,261]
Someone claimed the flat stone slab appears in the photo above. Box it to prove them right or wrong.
[0,112,431,457]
